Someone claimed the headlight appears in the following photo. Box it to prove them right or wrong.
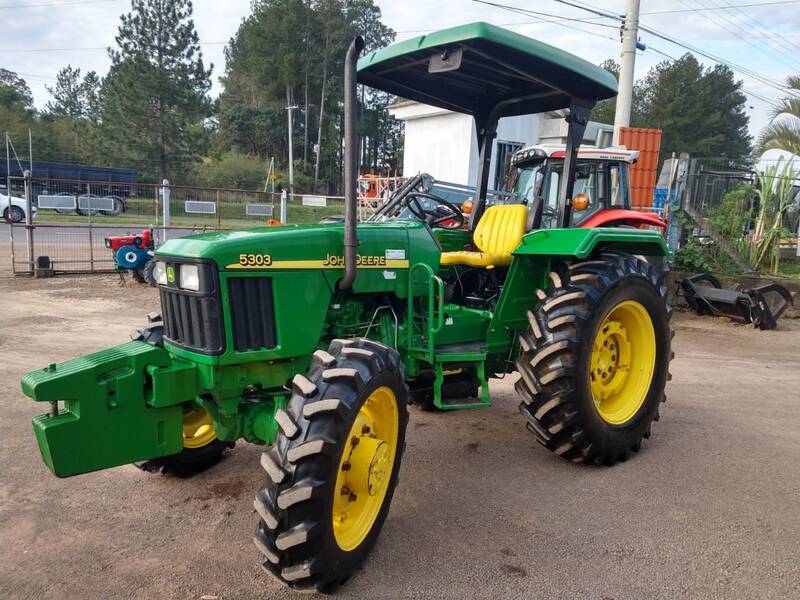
[154,261,168,285]
[179,264,200,291]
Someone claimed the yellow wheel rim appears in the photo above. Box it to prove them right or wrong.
[590,300,656,425]
[332,386,399,552]
[182,407,217,449]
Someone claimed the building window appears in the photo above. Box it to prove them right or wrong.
[494,141,524,190]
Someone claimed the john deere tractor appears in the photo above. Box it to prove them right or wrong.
[22,23,672,593]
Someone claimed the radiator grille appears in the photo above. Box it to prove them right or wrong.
[228,277,277,352]
[160,288,223,354]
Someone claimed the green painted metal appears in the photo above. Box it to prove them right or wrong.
[434,228,472,252]
[357,22,617,118]
[20,20,672,477]
[22,342,184,477]
[515,227,669,259]
[432,350,490,410]
[486,254,550,352]
[406,262,445,364]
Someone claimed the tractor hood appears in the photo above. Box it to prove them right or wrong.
[156,221,440,275]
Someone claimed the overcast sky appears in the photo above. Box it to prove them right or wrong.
[3,0,799,138]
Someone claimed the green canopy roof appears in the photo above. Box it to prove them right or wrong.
[357,22,617,119]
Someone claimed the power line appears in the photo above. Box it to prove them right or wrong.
[0,0,120,9]
[711,0,800,57]
[643,0,800,14]
[704,0,800,63]
[541,0,793,94]
[0,41,227,53]
[470,0,618,41]
[469,0,787,111]
[646,43,779,109]
[639,24,792,94]
[676,0,800,72]
[471,0,617,28]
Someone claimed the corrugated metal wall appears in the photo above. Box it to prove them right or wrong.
[619,127,662,209]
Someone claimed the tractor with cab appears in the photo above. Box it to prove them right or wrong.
[21,22,673,593]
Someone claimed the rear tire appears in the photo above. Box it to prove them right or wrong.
[254,338,408,593]
[515,253,673,466]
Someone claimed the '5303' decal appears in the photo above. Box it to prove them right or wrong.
[238,253,272,266]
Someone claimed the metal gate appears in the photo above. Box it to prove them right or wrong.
[3,175,346,275]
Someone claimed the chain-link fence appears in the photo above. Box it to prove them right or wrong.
[3,176,346,274]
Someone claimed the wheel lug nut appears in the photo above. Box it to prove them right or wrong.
[351,436,360,447]
[348,492,358,502]
[361,425,371,434]
[341,462,351,472]
[341,485,351,496]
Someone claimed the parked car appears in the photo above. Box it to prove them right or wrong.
[2,193,37,223]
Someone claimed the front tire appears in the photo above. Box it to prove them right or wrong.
[3,206,24,223]
[136,406,233,475]
[254,338,408,593]
[515,253,673,465]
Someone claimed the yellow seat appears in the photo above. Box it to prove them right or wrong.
[440,204,528,267]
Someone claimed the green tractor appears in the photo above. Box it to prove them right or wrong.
[21,23,673,592]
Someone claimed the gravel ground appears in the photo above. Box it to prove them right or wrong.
[1,274,799,600]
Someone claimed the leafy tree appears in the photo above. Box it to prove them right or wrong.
[46,66,100,118]
[196,150,267,189]
[0,69,34,112]
[98,0,212,181]
[757,75,800,156]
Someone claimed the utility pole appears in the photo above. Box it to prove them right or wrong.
[286,96,298,200]
[613,0,641,146]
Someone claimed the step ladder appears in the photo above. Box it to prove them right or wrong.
[432,343,490,410]
[407,263,490,409]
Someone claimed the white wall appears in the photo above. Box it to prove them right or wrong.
[390,102,475,184]
[389,102,539,188]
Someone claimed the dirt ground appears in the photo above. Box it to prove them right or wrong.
[1,273,799,600]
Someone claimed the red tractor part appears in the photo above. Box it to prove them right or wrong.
[579,208,667,230]
[104,229,154,251]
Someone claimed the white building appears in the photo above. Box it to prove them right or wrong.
[387,101,613,189]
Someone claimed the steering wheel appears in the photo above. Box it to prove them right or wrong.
[405,192,465,229]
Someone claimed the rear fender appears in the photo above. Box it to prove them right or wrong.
[514,227,668,260]
[578,209,667,230]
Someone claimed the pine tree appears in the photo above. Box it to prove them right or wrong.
[46,66,100,118]
[591,60,619,126]
[636,54,751,159]
[98,0,212,181]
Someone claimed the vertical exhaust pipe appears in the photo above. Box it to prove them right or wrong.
[339,36,365,291]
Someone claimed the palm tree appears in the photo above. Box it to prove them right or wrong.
[757,75,800,155]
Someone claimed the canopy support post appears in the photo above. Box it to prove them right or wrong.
[469,114,498,229]
[558,101,591,229]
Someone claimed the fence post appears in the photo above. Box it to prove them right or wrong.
[87,183,94,272]
[161,179,171,241]
[216,189,221,229]
[23,170,34,274]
